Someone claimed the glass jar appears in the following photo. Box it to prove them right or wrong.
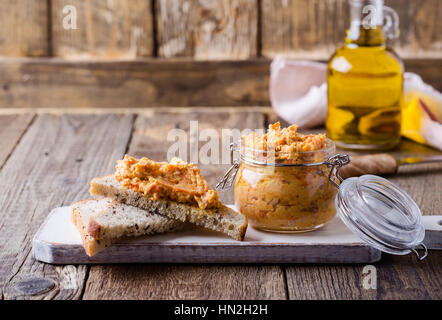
[326,0,403,150]
[216,140,428,260]
[231,139,337,233]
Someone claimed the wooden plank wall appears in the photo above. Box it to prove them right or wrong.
[387,0,441,59]
[0,0,439,59]
[261,0,350,59]
[0,0,440,108]
[0,0,50,57]
[261,0,442,59]
[156,0,258,59]
[51,0,154,58]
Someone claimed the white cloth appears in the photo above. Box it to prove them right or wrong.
[270,55,327,128]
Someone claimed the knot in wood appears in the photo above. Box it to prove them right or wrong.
[15,277,55,296]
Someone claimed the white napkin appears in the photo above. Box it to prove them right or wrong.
[270,55,327,128]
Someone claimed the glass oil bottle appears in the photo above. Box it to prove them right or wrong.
[326,0,403,150]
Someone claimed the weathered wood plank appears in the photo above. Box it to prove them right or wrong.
[0,58,439,109]
[285,253,442,299]
[261,0,442,59]
[84,264,285,300]
[0,58,270,108]
[0,0,49,57]
[156,0,258,59]
[0,114,35,169]
[52,0,153,58]
[389,162,442,216]
[0,113,134,299]
[261,0,349,59]
[83,109,287,300]
[388,0,442,59]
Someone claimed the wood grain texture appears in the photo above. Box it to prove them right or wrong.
[0,0,440,60]
[0,58,270,108]
[0,114,35,169]
[0,0,49,57]
[261,0,349,59]
[84,264,286,300]
[52,0,153,58]
[0,113,134,299]
[285,253,442,299]
[387,0,442,58]
[261,0,442,59]
[390,162,442,216]
[156,0,258,59]
[83,109,288,299]
[0,58,440,110]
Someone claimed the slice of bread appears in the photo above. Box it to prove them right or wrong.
[71,198,114,256]
[89,175,248,241]
[71,198,186,256]
[88,199,187,240]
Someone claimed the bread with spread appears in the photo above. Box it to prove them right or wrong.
[90,155,248,241]
[114,156,220,209]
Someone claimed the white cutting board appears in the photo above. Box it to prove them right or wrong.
[32,206,441,264]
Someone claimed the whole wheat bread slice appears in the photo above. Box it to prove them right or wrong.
[71,198,114,256]
[71,198,186,256]
[88,199,187,240]
[89,175,248,241]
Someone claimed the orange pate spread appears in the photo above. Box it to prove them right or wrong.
[115,155,220,210]
[242,122,326,160]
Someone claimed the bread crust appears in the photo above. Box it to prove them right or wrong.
[70,199,110,256]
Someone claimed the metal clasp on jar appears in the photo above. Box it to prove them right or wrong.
[215,143,239,191]
[325,154,351,188]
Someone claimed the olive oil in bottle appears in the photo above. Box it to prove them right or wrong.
[326,0,403,150]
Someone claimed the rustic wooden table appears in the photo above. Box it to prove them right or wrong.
[0,107,441,300]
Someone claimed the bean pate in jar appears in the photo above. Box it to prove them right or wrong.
[234,122,337,233]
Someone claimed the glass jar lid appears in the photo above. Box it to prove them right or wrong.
[335,174,427,259]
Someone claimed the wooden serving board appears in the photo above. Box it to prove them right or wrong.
[32,206,441,264]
